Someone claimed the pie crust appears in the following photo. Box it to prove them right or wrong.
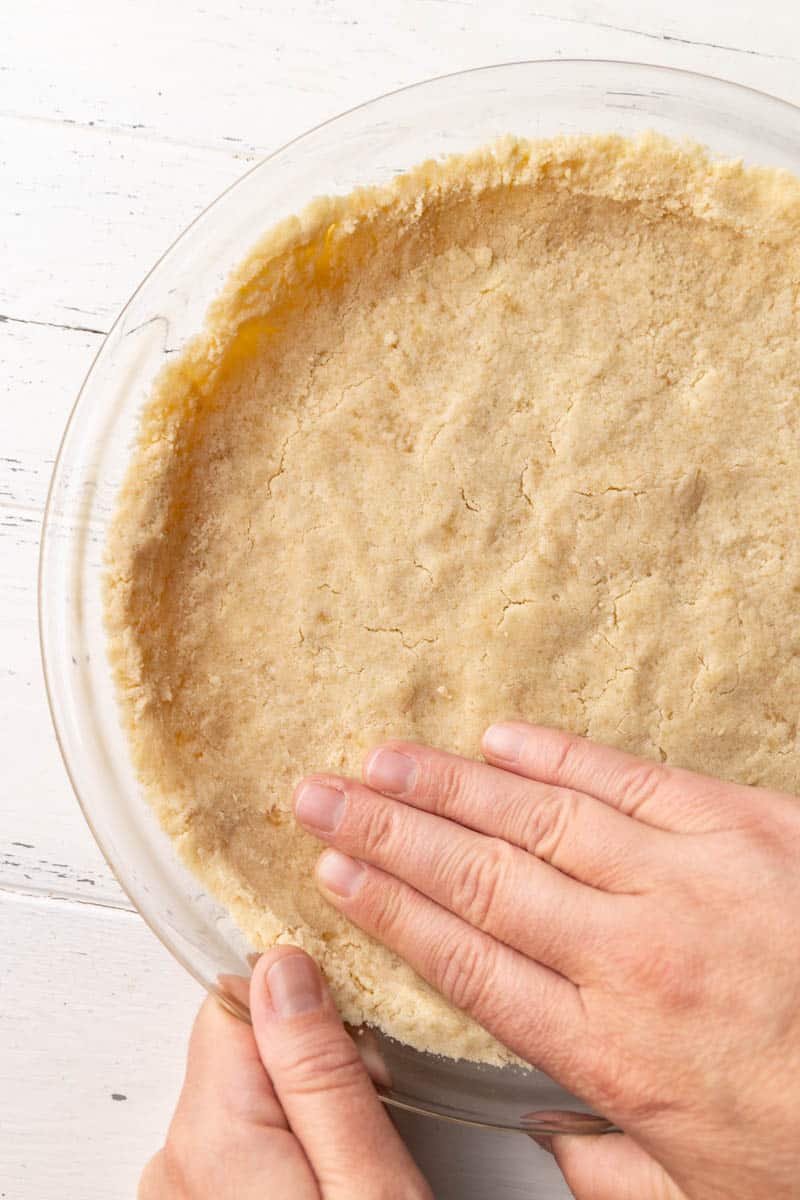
[106,135,800,1063]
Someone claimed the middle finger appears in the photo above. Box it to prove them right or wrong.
[363,741,673,893]
[294,776,620,981]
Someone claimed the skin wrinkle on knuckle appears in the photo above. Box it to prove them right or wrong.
[434,931,498,1015]
[368,876,407,942]
[424,755,475,818]
[279,1035,365,1098]
[626,933,704,1012]
[360,797,401,859]
[743,808,800,863]
[617,762,669,817]
[548,731,583,782]
[522,787,580,861]
[444,838,513,930]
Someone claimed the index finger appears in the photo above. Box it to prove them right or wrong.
[314,853,589,1085]
[182,992,287,1129]
[481,722,746,833]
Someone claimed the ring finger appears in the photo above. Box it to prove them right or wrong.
[363,741,674,893]
[314,849,588,1083]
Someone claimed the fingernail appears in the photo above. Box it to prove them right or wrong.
[483,723,526,763]
[295,781,345,833]
[317,849,366,898]
[365,748,418,795]
[267,954,323,1018]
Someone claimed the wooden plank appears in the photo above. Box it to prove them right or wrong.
[0,319,101,508]
[0,543,128,908]
[0,889,569,1200]
[0,318,126,907]
[0,116,249,331]
[2,11,799,332]
[0,891,201,1200]
[526,0,799,60]
[0,0,797,160]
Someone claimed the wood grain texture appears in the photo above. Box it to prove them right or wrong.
[0,2,796,1196]
[0,319,126,909]
[0,116,248,330]
[2,1,798,156]
[0,891,568,1199]
[0,891,200,1199]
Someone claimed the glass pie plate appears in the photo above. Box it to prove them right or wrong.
[39,59,800,1135]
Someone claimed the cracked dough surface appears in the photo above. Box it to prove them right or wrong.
[107,134,800,1064]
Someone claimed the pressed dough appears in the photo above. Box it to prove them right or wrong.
[106,134,800,1064]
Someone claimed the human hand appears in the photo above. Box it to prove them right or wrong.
[138,947,431,1200]
[294,722,800,1200]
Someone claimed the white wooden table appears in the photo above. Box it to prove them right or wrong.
[2,3,798,1196]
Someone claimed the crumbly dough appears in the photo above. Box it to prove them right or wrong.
[106,134,800,1064]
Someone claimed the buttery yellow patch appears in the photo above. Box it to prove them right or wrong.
[106,134,800,1064]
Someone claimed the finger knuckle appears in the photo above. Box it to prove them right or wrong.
[745,807,800,862]
[422,753,484,820]
[165,1114,247,1192]
[360,799,400,858]
[580,1044,669,1125]
[445,839,512,929]
[282,1033,366,1097]
[163,1121,191,1176]
[160,1129,197,1197]
[548,731,584,781]
[522,788,579,861]
[370,879,406,940]
[424,757,476,818]
[627,935,705,1011]
[138,1149,181,1200]
[617,761,669,817]
[435,931,498,1015]
[164,1108,270,1195]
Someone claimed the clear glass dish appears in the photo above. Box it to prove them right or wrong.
[39,59,800,1135]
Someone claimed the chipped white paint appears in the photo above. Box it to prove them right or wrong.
[1,2,797,1196]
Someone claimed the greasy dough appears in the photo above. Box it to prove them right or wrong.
[106,134,800,1064]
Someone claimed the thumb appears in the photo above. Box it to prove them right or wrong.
[250,947,431,1200]
[544,1133,686,1200]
